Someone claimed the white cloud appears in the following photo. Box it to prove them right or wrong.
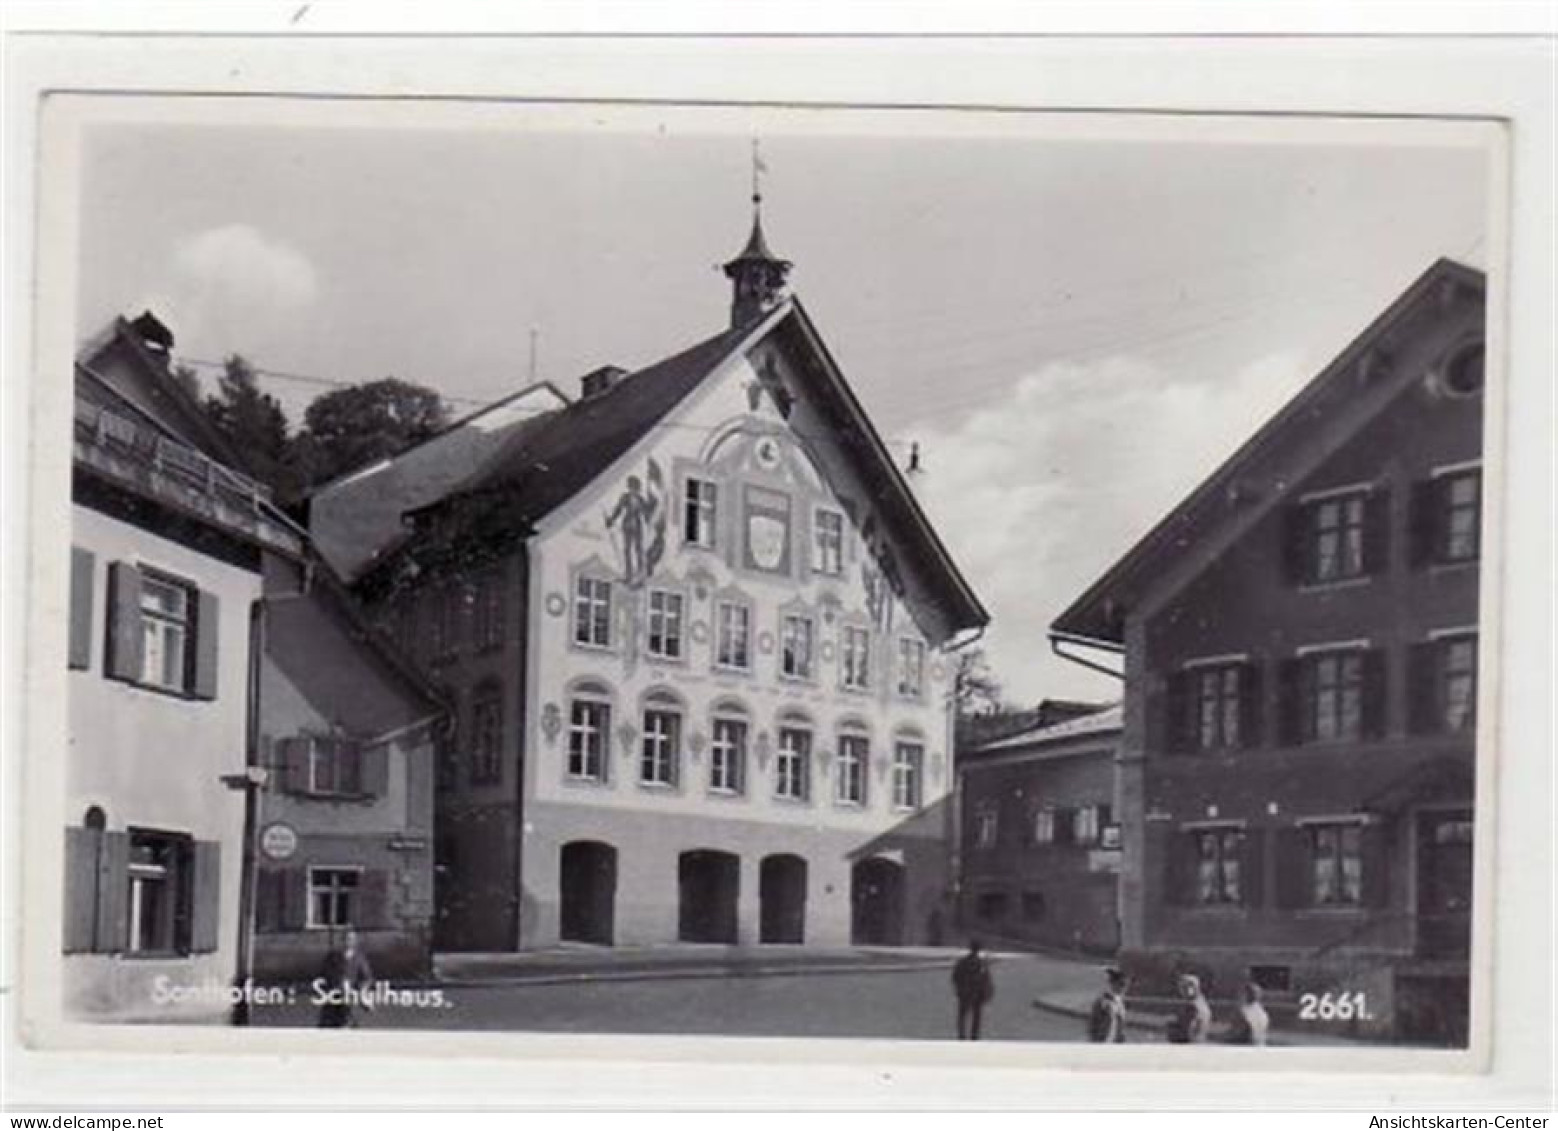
[133,224,318,366]
[910,351,1310,705]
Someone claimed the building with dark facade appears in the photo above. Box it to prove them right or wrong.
[958,705,1122,954]
[310,204,988,952]
[1050,259,1485,1044]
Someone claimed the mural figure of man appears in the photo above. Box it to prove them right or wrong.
[605,466,665,587]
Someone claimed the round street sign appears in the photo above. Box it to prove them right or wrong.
[260,822,299,861]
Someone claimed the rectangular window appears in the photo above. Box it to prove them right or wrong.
[308,736,363,796]
[976,891,1008,922]
[1305,492,1369,583]
[716,603,751,670]
[897,638,926,699]
[573,576,612,648]
[1076,805,1103,844]
[127,831,191,954]
[1194,664,1243,751]
[835,734,868,805]
[1439,636,1478,734]
[647,589,685,660]
[1032,808,1055,845]
[974,806,998,848]
[139,574,191,691]
[567,699,610,781]
[1307,650,1365,743]
[684,477,718,549]
[1310,824,1364,906]
[841,625,872,691]
[775,727,811,801]
[640,709,680,786]
[709,717,747,794]
[1438,470,1481,564]
[474,569,506,651]
[892,741,924,810]
[470,694,503,785]
[1194,828,1243,905]
[780,615,815,680]
[813,508,844,575]
[307,866,361,929]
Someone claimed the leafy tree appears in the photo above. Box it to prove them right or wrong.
[203,355,294,496]
[292,378,449,488]
[952,648,1003,720]
[171,363,202,403]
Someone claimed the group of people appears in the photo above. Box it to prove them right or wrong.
[950,940,1271,1045]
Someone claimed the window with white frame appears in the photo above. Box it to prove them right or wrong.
[683,477,718,549]
[1193,828,1243,905]
[1032,808,1056,845]
[1305,649,1365,743]
[1193,664,1243,751]
[709,716,747,795]
[813,508,844,575]
[835,733,868,805]
[1310,823,1363,906]
[716,602,751,670]
[892,741,924,810]
[975,806,998,849]
[308,866,361,929]
[775,726,811,801]
[308,735,363,795]
[841,625,872,691]
[640,707,681,787]
[567,696,610,782]
[780,614,815,680]
[647,589,685,660]
[1076,804,1112,845]
[139,574,192,691]
[1439,635,1478,734]
[573,576,613,648]
[127,831,190,954]
[897,638,926,699]
[1303,492,1369,583]
[1436,470,1481,564]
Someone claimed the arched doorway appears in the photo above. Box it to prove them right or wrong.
[759,854,807,944]
[678,849,739,943]
[560,841,617,945]
[851,856,905,945]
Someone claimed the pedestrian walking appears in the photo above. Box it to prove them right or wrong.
[316,927,375,1029]
[951,938,994,1040]
[1226,981,1270,1046]
[1087,966,1130,1043]
[1166,972,1211,1044]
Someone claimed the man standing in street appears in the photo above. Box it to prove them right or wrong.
[1088,966,1130,1043]
[951,939,994,1040]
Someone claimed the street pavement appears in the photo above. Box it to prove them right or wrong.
[252,949,1103,1042]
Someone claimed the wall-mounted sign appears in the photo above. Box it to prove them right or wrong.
[1100,822,1123,850]
[259,822,299,861]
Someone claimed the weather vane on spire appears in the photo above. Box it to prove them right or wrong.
[751,137,768,209]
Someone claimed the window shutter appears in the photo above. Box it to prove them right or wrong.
[1281,505,1310,585]
[1277,658,1306,747]
[255,868,283,933]
[1162,670,1191,756]
[63,826,102,953]
[1240,828,1265,908]
[1273,826,1311,910]
[279,737,309,794]
[69,548,95,671]
[1360,821,1392,909]
[1408,642,1441,735]
[95,830,129,952]
[280,868,309,931]
[1363,486,1393,576]
[1239,662,1264,749]
[1361,648,1389,740]
[1408,479,1442,568]
[189,840,222,953]
[105,562,144,681]
[360,742,390,797]
[191,589,220,700]
[357,869,391,930]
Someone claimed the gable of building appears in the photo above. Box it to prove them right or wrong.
[1051,259,1486,645]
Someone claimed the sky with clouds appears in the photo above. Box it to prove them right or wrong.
[75,106,1490,705]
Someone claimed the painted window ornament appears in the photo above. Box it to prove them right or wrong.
[743,485,792,574]
[605,459,668,588]
[544,591,567,618]
[754,729,773,770]
[540,703,563,746]
[615,722,638,761]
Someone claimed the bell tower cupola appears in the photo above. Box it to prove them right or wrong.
[722,141,792,328]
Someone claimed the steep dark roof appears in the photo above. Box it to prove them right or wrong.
[1051,258,1485,644]
[426,319,756,524]
[724,213,790,271]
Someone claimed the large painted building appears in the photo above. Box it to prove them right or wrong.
[313,206,988,951]
[64,314,304,1019]
[1050,260,1486,1044]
